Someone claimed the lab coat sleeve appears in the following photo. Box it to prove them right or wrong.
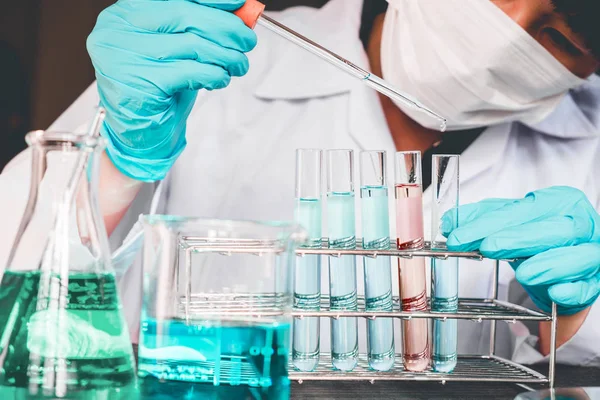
[511,298,600,366]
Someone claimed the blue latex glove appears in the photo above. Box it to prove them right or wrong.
[441,186,600,315]
[87,0,257,181]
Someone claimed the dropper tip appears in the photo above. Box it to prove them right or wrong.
[439,119,447,133]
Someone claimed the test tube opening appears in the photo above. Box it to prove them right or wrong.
[360,150,387,188]
[327,149,355,194]
[295,149,322,200]
[395,151,422,186]
[431,155,460,249]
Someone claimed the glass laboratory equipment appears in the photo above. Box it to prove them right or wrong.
[326,150,359,372]
[359,151,394,371]
[395,151,430,372]
[139,217,305,400]
[431,155,460,373]
[293,150,322,372]
[0,130,137,399]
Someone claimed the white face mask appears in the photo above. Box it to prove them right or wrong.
[381,0,587,131]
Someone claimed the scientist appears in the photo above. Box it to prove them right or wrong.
[1,0,599,365]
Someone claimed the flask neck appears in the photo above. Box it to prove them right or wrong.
[5,133,112,276]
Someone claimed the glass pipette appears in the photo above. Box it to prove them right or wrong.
[234,1,447,132]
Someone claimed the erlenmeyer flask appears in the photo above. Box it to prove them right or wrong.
[0,130,137,399]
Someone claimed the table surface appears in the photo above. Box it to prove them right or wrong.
[131,346,598,399]
[289,365,600,400]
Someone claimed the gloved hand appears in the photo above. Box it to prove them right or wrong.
[87,0,257,182]
[441,186,600,315]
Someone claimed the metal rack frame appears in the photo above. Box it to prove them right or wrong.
[180,237,557,388]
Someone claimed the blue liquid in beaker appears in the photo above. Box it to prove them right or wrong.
[138,319,290,400]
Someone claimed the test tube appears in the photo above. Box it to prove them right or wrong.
[293,149,323,371]
[326,149,358,371]
[395,151,429,372]
[431,155,460,373]
[360,151,395,371]
[395,151,424,250]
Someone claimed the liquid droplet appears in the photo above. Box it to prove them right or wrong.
[439,120,447,133]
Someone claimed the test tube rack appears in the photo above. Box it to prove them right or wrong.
[292,240,557,388]
[178,236,557,389]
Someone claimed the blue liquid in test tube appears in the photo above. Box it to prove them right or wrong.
[360,151,394,371]
[432,258,458,372]
[431,155,460,373]
[293,150,322,372]
[327,150,358,372]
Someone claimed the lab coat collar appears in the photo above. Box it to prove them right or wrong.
[253,0,364,100]
[522,75,600,140]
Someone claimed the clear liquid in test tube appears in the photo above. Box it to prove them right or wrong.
[293,149,323,371]
[360,151,395,371]
[326,150,358,371]
[431,155,460,373]
[395,151,430,372]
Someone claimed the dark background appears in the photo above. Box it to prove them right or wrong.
[0,0,329,170]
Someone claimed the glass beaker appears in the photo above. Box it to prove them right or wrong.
[139,216,305,400]
[0,131,137,399]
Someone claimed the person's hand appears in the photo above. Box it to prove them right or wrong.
[87,0,257,182]
[441,186,600,315]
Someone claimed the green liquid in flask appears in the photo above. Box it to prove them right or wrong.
[0,271,137,399]
[138,319,290,400]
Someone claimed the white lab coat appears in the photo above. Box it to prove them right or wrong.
[1,0,599,367]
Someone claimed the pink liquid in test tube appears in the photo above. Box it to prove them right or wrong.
[395,182,429,371]
[395,184,424,249]
[399,257,430,371]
